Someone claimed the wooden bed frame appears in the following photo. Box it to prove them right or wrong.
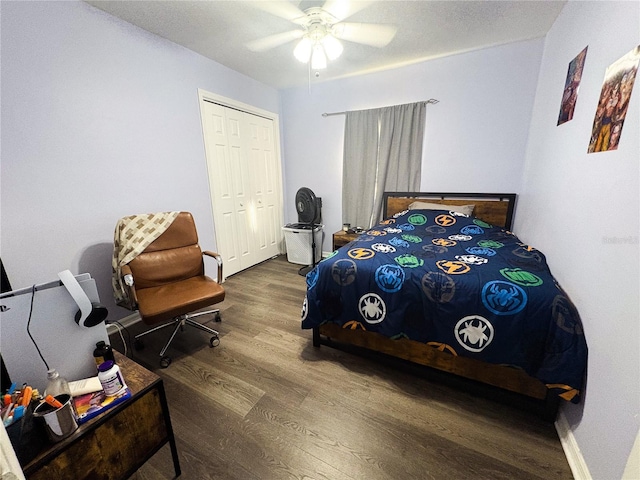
[312,192,560,419]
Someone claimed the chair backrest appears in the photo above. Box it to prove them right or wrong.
[127,212,205,290]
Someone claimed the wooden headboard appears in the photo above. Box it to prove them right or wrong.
[383,192,517,230]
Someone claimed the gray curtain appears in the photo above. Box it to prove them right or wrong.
[342,102,426,229]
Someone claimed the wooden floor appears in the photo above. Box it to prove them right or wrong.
[110,255,572,480]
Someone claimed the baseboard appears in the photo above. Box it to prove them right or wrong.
[556,410,591,480]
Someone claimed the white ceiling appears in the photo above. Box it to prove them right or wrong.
[85,0,566,90]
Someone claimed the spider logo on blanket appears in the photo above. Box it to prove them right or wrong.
[359,293,386,324]
[375,264,405,293]
[454,315,494,352]
[481,280,527,315]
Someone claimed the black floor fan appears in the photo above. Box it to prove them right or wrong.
[295,187,322,276]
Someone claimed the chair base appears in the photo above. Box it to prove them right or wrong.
[134,309,221,367]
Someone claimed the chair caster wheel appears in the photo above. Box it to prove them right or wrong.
[134,339,144,350]
[214,312,222,322]
[160,356,172,368]
[210,335,220,348]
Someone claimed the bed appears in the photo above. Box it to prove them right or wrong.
[301,192,587,418]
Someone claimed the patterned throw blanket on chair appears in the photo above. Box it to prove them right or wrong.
[112,211,180,309]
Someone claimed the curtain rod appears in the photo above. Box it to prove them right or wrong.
[322,99,439,117]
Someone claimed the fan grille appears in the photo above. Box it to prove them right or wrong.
[296,187,318,224]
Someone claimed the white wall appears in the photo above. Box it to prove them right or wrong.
[515,2,639,479]
[279,38,544,250]
[0,1,280,319]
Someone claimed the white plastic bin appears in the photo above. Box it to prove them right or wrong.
[283,224,323,265]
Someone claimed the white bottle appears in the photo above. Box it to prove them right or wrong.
[97,361,127,395]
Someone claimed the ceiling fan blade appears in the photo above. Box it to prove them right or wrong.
[246,30,304,52]
[249,1,308,25]
[332,22,397,48]
[322,0,372,22]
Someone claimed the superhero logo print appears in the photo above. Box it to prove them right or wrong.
[421,272,456,303]
[331,259,357,286]
[359,293,386,324]
[401,234,422,244]
[358,235,376,243]
[392,209,409,218]
[366,230,387,236]
[435,214,456,227]
[420,244,448,258]
[371,243,396,254]
[425,225,447,236]
[448,234,472,242]
[384,227,403,234]
[449,211,469,218]
[343,320,366,330]
[466,246,496,257]
[455,255,488,265]
[301,296,308,320]
[460,225,484,236]
[347,248,375,260]
[488,230,513,241]
[473,219,493,228]
[408,213,427,225]
[375,264,405,293]
[398,223,416,231]
[433,238,457,247]
[394,254,424,268]
[455,315,494,352]
[512,246,543,263]
[478,239,504,249]
[481,280,527,315]
[306,267,320,289]
[436,260,471,275]
[552,295,583,335]
[389,237,411,248]
[427,342,458,355]
[507,256,546,272]
[380,218,396,225]
[500,268,543,287]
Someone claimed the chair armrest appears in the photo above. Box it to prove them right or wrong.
[203,251,224,283]
[120,264,139,307]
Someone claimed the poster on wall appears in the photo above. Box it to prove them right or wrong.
[558,46,588,125]
[588,45,640,153]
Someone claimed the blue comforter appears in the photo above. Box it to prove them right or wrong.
[301,208,588,403]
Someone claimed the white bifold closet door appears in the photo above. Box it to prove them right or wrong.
[200,99,283,278]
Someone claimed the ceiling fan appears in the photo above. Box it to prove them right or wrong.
[246,0,397,70]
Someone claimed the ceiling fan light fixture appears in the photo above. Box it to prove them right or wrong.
[322,34,343,61]
[311,44,327,70]
[294,37,312,63]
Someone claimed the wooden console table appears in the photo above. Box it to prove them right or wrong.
[23,352,180,479]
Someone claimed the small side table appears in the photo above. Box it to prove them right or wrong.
[332,231,360,250]
[23,352,180,480]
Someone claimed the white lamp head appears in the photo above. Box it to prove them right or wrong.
[294,37,312,63]
[311,44,327,70]
[322,34,343,61]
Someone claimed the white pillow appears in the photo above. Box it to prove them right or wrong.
[408,201,475,216]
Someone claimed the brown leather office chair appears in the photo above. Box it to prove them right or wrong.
[116,212,225,368]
